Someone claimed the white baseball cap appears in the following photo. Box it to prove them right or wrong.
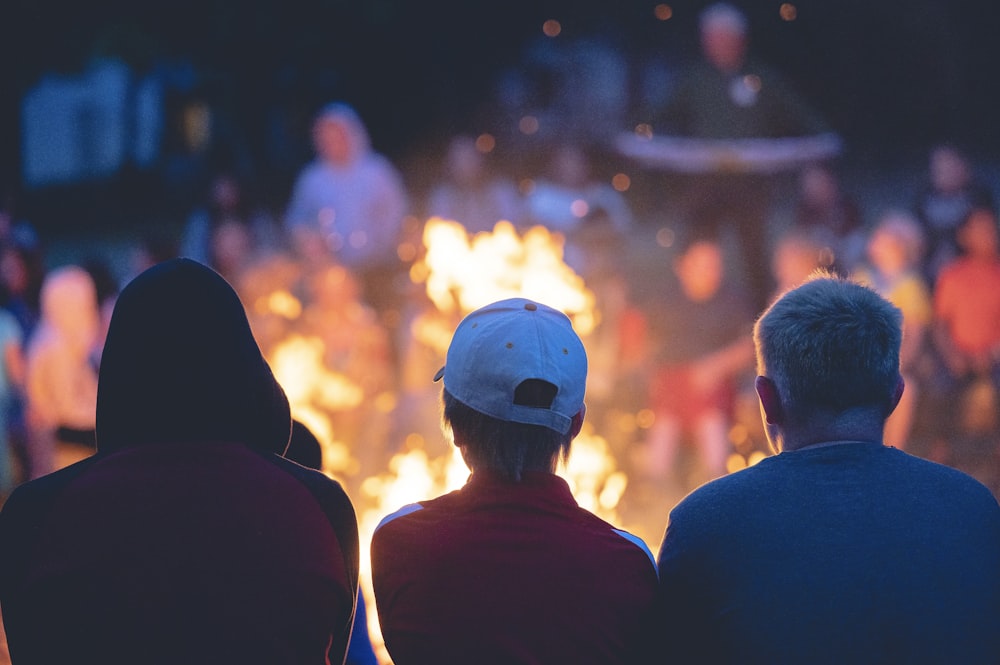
[434,298,587,434]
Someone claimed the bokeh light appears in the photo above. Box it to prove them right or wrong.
[656,227,675,248]
[474,133,496,153]
[519,115,540,135]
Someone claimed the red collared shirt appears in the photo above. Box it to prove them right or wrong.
[371,470,657,665]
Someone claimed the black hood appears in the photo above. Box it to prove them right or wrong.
[96,258,291,454]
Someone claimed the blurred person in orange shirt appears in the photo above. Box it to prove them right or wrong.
[932,206,1000,439]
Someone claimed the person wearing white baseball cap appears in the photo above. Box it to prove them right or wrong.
[371,297,657,665]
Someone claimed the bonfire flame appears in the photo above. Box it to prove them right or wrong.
[415,218,597,335]
[558,424,629,522]
[269,334,364,478]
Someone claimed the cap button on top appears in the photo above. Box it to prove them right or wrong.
[524,302,537,311]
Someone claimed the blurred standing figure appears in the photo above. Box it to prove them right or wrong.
[650,2,833,310]
[656,274,1000,664]
[180,172,281,284]
[525,143,633,235]
[0,259,359,664]
[425,134,524,234]
[914,144,995,284]
[0,308,24,498]
[284,103,409,315]
[790,162,865,274]
[525,143,634,275]
[932,207,1000,441]
[640,235,755,486]
[853,211,933,450]
[656,3,828,139]
[0,241,43,490]
[768,228,827,300]
[0,241,43,344]
[572,217,650,458]
[24,266,100,478]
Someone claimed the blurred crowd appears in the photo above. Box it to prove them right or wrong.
[1,114,998,518]
[0,4,997,535]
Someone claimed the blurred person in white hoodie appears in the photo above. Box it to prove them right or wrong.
[284,102,409,317]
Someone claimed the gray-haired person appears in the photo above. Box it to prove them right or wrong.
[656,273,1000,664]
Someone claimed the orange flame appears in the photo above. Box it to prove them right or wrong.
[414,218,597,335]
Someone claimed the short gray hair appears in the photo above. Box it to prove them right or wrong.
[754,273,902,416]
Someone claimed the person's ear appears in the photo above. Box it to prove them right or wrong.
[754,375,784,425]
[887,374,905,417]
[568,405,586,440]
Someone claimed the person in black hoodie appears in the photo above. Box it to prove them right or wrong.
[0,258,359,664]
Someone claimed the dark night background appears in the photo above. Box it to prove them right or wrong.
[2,0,1000,241]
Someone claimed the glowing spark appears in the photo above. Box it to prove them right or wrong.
[654,4,673,21]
